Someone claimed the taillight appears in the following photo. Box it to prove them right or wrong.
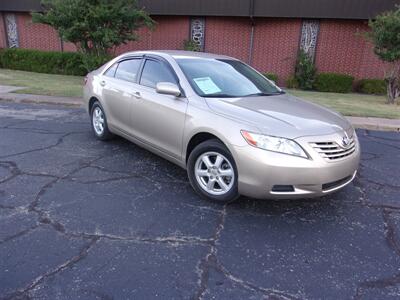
[84,76,88,86]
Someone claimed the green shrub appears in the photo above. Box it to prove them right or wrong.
[286,76,299,89]
[263,73,278,83]
[0,48,110,76]
[295,49,316,90]
[183,40,200,52]
[80,54,111,73]
[355,79,386,95]
[314,73,354,93]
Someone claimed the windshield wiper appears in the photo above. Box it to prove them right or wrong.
[245,91,286,97]
[204,94,238,98]
[204,90,285,98]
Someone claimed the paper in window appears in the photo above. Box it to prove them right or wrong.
[193,77,222,95]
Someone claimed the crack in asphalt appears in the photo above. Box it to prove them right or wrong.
[193,204,227,300]
[360,151,382,161]
[0,147,214,299]
[362,132,400,151]
[0,162,20,184]
[214,261,303,300]
[192,204,302,300]
[0,119,33,130]
[3,237,100,300]
[0,148,189,245]
[0,132,82,160]
[69,231,214,247]
[363,130,400,143]
[354,179,400,212]
[358,163,400,189]
[383,210,400,257]
[88,163,189,184]
[339,161,400,299]
[23,151,129,236]
[0,204,15,210]
[353,165,400,211]
[1,159,397,300]
[1,125,87,135]
[354,209,400,299]
[0,225,40,245]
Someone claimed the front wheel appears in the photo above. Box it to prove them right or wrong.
[187,139,239,202]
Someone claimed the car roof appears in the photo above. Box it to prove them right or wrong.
[122,50,238,61]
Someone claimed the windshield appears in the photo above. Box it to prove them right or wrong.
[176,58,282,98]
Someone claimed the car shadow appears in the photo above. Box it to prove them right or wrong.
[107,135,356,220]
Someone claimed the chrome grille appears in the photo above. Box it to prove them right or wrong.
[310,138,356,161]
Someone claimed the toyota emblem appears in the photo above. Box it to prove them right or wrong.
[342,135,350,147]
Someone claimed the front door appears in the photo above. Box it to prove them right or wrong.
[130,58,188,160]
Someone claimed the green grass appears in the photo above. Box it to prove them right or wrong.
[0,68,83,97]
[288,89,400,119]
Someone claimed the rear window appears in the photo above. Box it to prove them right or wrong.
[115,59,142,83]
[104,63,118,77]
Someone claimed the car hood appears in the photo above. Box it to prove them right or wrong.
[205,93,352,139]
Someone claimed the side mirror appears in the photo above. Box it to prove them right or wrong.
[156,82,181,97]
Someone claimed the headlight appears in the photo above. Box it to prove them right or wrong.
[241,130,308,158]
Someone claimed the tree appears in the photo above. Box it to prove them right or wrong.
[367,6,400,104]
[183,40,200,52]
[295,49,317,90]
[32,0,155,57]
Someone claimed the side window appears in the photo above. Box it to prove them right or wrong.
[104,63,118,77]
[115,59,142,83]
[140,59,177,89]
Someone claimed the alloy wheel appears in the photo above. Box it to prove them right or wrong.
[194,151,235,196]
[92,106,105,136]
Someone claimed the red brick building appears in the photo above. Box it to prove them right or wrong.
[0,0,398,84]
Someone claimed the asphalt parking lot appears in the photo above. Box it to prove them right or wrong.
[0,101,399,300]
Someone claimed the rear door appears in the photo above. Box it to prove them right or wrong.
[100,58,143,134]
[131,57,188,159]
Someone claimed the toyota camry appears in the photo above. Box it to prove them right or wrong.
[84,50,360,202]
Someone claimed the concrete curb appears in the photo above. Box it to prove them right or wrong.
[0,93,83,108]
[0,93,399,132]
[346,116,400,132]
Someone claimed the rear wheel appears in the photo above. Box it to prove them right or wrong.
[187,139,239,202]
[90,101,113,140]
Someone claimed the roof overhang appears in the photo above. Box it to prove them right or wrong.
[0,0,398,20]
[0,0,41,12]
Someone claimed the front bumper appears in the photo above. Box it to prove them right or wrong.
[231,133,361,199]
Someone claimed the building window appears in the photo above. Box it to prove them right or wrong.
[300,20,319,61]
[190,18,205,51]
[5,13,19,48]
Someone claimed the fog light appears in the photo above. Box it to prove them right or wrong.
[271,185,295,192]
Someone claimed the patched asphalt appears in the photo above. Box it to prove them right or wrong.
[0,101,399,300]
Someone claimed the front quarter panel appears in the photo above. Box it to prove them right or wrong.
[182,99,258,163]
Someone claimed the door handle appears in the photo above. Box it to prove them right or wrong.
[133,92,141,99]
[100,80,106,87]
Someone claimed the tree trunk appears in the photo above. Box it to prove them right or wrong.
[387,78,397,104]
[384,62,400,104]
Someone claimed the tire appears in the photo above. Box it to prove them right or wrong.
[90,101,113,141]
[187,139,239,202]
